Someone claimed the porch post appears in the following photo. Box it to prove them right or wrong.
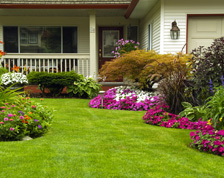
[89,11,97,78]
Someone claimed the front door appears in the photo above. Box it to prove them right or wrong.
[98,27,123,69]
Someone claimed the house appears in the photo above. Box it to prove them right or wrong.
[0,0,224,80]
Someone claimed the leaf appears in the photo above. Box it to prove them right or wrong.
[181,102,192,108]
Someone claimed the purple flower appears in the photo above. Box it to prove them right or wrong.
[38,125,42,129]
[209,79,213,93]
[18,111,24,115]
[221,75,224,86]
[34,119,39,122]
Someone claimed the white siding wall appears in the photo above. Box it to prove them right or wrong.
[164,0,224,54]
[139,1,161,53]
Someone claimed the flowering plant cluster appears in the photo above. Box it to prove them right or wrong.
[1,72,28,86]
[143,105,211,130]
[143,104,224,156]
[112,39,140,58]
[0,97,53,141]
[190,129,224,156]
[89,86,165,111]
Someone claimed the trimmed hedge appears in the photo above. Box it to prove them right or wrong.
[27,71,81,96]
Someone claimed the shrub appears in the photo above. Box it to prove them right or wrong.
[0,97,53,141]
[27,71,81,96]
[99,50,191,91]
[190,37,224,103]
[156,53,193,114]
[67,75,101,98]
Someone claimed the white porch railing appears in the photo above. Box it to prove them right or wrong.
[2,53,90,76]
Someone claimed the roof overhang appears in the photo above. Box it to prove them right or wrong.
[127,0,159,19]
[0,4,129,9]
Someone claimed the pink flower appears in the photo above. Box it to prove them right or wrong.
[4,118,8,121]
[0,122,4,124]
[11,105,15,107]
[31,105,36,109]
[8,114,13,117]
[9,119,13,121]
[9,128,14,131]
[1,106,5,109]
[19,116,24,120]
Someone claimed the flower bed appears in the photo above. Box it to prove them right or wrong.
[143,105,224,156]
[89,86,164,111]
[0,97,53,141]
[142,105,212,130]
[190,129,224,156]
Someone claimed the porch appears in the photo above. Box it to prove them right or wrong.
[2,53,90,76]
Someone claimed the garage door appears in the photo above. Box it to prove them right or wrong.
[188,16,224,53]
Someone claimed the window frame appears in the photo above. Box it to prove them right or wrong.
[3,25,78,54]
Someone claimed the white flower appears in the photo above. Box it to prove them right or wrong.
[1,72,28,85]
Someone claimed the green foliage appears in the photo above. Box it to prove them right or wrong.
[204,86,224,129]
[0,66,8,77]
[190,37,224,103]
[0,84,24,105]
[179,86,224,129]
[0,97,53,141]
[99,50,191,91]
[67,75,101,98]
[27,71,81,96]
[179,102,207,121]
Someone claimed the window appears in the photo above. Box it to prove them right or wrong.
[127,26,138,42]
[3,27,18,53]
[3,26,77,53]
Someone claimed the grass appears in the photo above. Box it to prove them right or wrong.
[0,98,223,178]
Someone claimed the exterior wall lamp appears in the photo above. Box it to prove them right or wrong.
[170,20,180,39]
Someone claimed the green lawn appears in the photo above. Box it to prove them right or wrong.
[0,99,223,178]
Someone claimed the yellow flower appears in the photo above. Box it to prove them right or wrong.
[207,119,212,125]
[219,117,223,122]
